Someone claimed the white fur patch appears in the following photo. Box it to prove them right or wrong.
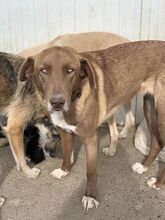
[82,196,99,210]
[132,162,148,174]
[0,197,5,207]
[26,167,41,179]
[51,168,69,179]
[35,123,51,155]
[50,111,77,133]
[147,177,160,190]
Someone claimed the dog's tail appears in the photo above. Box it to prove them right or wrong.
[143,93,164,147]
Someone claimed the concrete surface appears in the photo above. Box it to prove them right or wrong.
[0,127,165,220]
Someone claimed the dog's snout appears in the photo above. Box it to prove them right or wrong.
[50,95,65,110]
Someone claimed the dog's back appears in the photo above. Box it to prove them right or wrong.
[0,52,23,111]
[83,41,165,112]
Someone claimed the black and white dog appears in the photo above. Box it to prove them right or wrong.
[0,117,61,164]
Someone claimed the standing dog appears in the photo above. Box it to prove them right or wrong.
[20,32,135,156]
[17,41,165,209]
[0,52,61,176]
[0,52,61,207]
[0,33,134,182]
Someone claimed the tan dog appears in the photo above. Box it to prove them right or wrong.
[20,32,135,157]
[17,41,165,210]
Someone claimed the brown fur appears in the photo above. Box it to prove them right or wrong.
[17,40,165,208]
[20,32,135,157]
[2,33,134,179]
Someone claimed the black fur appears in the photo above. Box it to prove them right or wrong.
[24,123,45,164]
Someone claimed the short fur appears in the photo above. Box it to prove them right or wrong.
[0,52,61,177]
[20,32,136,157]
[17,41,165,209]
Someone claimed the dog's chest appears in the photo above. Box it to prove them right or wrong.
[50,111,76,133]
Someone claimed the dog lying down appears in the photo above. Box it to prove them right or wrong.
[17,41,165,210]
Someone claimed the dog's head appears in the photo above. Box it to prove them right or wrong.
[19,46,96,113]
[34,117,61,158]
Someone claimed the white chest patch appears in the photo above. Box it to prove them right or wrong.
[50,111,77,133]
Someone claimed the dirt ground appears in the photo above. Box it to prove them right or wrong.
[0,127,165,220]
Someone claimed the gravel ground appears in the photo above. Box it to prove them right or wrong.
[0,127,165,220]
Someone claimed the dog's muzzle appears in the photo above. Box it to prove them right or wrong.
[49,95,66,111]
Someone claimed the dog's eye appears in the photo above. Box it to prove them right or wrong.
[67,68,74,74]
[40,68,48,74]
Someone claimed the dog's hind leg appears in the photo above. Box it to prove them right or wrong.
[119,102,135,139]
[102,115,119,156]
[51,129,75,179]
[132,94,164,174]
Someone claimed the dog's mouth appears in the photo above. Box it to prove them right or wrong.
[52,106,64,112]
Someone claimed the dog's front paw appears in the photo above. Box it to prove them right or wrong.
[0,197,5,207]
[132,162,148,174]
[82,196,99,210]
[26,167,41,178]
[51,168,69,179]
[147,177,160,190]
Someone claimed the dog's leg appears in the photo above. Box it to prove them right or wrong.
[2,104,41,178]
[147,168,165,189]
[6,127,41,178]
[119,102,135,139]
[132,94,163,174]
[82,134,99,210]
[51,129,75,179]
[102,116,119,156]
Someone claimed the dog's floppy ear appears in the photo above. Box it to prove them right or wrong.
[19,57,34,82]
[79,57,96,89]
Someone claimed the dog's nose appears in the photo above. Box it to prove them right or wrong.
[50,95,65,110]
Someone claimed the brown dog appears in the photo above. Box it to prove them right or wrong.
[20,32,135,157]
[17,40,165,210]
[0,33,133,180]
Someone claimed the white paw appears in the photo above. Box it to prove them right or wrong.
[0,197,5,207]
[119,129,127,139]
[102,147,116,156]
[147,177,160,190]
[82,196,99,210]
[51,168,69,179]
[132,162,148,174]
[27,167,41,178]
